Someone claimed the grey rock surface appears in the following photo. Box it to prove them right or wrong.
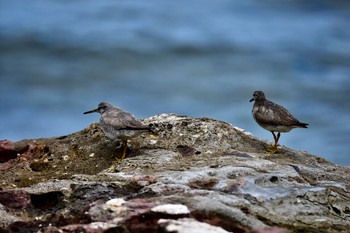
[0,114,349,233]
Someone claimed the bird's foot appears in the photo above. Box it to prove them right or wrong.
[266,148,280,154]
[114,157,123,163]
[264,144,275,149]
[264,145,280,154]
[112,141,128,163]
[114,150,127,163]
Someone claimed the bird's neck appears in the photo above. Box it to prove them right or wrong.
[254,99,266,105]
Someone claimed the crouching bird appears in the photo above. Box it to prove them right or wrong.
[84,102,151,161]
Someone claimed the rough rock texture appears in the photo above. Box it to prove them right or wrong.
[0,114,349,233]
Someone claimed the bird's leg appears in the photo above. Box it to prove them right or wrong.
[275,132,281,147]
[120,140,128,160]
[114,140,128,163]
[265,132,280,154]
[264,132,276,149]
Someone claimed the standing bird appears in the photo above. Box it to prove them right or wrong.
[84,102,150,160]
[250,91,308,154]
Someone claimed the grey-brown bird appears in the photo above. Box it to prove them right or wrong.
[250,91,308,153]
[84,102,150,160]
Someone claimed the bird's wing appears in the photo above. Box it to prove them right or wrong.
[101,110,148,130]
[254,101,301,126]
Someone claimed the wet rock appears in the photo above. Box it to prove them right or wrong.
[0,114,349,233]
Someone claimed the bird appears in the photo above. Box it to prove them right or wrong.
[83,102,151,161]
[249,91,308,154]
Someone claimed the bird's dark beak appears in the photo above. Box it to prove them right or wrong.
[83,108,99,114]
[249,98,254,102]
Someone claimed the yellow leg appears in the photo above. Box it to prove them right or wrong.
[121,141,127,160]
[265,132,280,154]
[115,141,128,163]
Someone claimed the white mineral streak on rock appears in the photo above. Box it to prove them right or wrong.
[106,198,126,207]
[151,204,190,215]
[158,218,229,233]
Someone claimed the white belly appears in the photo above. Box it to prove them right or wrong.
[259,123,295,133]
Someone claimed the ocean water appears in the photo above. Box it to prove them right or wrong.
[1,0,349,165]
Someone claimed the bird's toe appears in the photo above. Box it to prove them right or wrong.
[265,147,280,154]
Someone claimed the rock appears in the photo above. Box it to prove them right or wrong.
[0,204,21,230]
[0,114,349,233]
[158,218,230,233]
[0,140,17,163]
[151,204,190,215]
[0,190,31,210]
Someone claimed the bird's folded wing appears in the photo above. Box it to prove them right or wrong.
[101,111,148,130]
[255,102,301,126]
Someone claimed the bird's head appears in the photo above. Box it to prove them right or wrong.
[83,102,113,115]
[250,91,266,102]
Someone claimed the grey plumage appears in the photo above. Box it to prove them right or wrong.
[84,102,150,159]
[250,91,308,132]
[250,91,308,153]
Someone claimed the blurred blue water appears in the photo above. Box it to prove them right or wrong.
[1,0,349,165]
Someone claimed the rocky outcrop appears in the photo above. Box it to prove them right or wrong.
[0,114,349,233]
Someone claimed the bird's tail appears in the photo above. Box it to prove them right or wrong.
[298,122,308,128]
